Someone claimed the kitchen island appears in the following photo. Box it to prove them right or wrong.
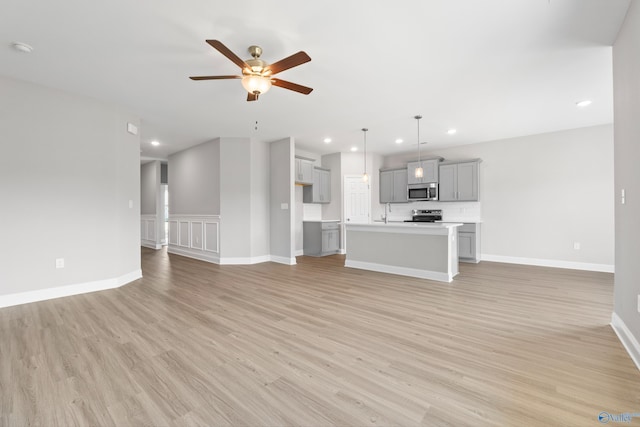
[344,222,462,282]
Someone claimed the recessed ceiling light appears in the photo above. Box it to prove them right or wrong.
[395,138,403,144]
[323,137,332,143]
[447,129,457,135]
[151,140,160,146]
[350,146,358,152]
[576,100,592,107]
[12,42,34,53]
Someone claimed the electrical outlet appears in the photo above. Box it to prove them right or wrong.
[637,295,640,313]
[621,189,626,205]
[573,242,581,250]
[55,258,64,269]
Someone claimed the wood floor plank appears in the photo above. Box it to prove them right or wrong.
[1,248,639,426]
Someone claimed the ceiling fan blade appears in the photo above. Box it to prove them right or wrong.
[266,51,311,75]
[247,93,258,102]
[206,40,250,70]
[189,75,241,80]
[271,79,313,95]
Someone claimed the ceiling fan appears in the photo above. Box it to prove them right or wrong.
[190,40,313,101]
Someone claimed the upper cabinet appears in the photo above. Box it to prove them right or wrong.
[303,167,331,203]
[379,168,408,203]
[295,156,314,185]
[439,161,480,201]
[407,159,440,184]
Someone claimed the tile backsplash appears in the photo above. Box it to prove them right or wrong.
[303,203,322,221]
[383,201,482,222]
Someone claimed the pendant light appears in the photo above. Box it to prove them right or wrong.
[362,128,369,183]
[414,115,424,178]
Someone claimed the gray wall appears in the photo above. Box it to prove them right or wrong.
[270,138,295,261]
[140,161,160,215]
[384,125,614,268]
[250,139,271,257]
[613,3,640,344]
[168,140,220,215]
[219,138,251,258]
[321,152,342,222]
[0,75,140,296]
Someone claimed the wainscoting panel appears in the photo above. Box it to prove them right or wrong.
[141,215,161,250]
[205,221,219,253]
[191,221,203,250]
[179,221,190,247]
[168,215,220,264]
[169,221,178,245]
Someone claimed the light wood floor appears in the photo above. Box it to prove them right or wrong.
[1,249,639,426]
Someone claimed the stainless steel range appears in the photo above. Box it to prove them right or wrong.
[404,209,443,223]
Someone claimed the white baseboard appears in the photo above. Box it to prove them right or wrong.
[345,259,452,283]
[168,246,296,266]
[295,249,304,256]
[270,255,297,265]
[481,254,614,273]
[611,312,640,372]
[339,248,346,255]
[0,269,142,309]
[141,240,162,250]
[220,255,272,265]
[168,245,220,264]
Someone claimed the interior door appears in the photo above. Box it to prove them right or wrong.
[344,175,370,224]
[343,175,371,251]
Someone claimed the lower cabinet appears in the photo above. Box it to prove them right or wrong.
[303,221,340,256]
[458,223,481,263]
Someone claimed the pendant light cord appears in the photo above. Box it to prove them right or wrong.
[415,115,422,163]
[362,128,368,176]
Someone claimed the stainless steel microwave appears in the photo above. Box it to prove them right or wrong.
[407,183,438,201]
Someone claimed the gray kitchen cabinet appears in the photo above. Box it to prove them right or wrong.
[295,157,314,184]
[407,159,440,184]
[379,168,408,203]
[303,167,331,203]
[303,221,340,256]
[458,223,481,263]
[439,160,480,201]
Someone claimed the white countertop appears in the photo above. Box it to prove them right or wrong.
[346,221,462,235]
[303,219,341,223]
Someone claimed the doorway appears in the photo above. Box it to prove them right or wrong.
[161,184,169,246]
[343,175,371,251]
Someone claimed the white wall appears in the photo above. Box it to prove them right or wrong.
[612,1,640,367]
[0,76,141,304]
[384,125,614,270]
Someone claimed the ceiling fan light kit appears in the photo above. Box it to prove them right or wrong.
[190,40,312,101]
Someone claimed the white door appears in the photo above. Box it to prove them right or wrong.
[343,175,370,251]
[344,175,370,224]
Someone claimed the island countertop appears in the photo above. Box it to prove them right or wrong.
[346,221,462,235]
